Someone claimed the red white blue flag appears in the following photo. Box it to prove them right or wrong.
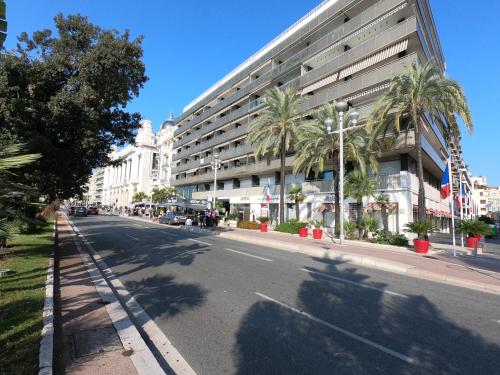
[440,165,451,199]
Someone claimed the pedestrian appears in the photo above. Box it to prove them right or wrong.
[205,209,212,227]
[199,212,205,227]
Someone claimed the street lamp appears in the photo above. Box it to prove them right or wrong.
[211,154,221,209]
[325,100,360,245]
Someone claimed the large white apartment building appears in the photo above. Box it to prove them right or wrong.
[170,0,467,232]
[99,114,175,207]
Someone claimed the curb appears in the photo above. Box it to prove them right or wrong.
[217,231,414,274]
[38,220,56,375]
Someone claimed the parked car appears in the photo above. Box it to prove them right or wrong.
[74,207,88,217]
[159,212,187,225]
[68,206,76,216]
[87,206,99,215]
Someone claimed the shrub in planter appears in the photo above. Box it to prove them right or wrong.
[369,232,409,246]
[237,221,260,230]
[361,215,379,239]
[256,216,269,224]
[275,220,308,234]
[343,220,357,240]
[310,220,323,239]
[226,211,238,221]
[404,221,437,253]
[456,220,491,248]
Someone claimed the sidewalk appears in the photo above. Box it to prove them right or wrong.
[54,215,138,374]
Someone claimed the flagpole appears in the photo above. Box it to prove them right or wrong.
[448,157,457,257]
[459,170,464,249]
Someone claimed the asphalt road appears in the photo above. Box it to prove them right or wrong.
[71,215,500,375]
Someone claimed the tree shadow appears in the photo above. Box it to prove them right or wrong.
[123,274,207,320]
[233,258,500,374]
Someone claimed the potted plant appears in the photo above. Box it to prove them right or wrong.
[456,220,491,249]
[226,211,238,228]
[257,216,269,232]
[311,220,323,240]
[404,221,436,254]
[298,223,308,237]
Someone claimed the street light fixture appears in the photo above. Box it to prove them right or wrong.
[325,100,360,246]
[211,154,221,209]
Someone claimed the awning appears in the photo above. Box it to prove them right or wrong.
[316,203,335,213]
[302,72,339,95]
[338,39,409,80]
[366,202,398,213]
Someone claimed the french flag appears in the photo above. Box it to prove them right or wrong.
[440,165,451,199]
[455,194,461,209]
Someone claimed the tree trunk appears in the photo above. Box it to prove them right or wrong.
[334,153,340,236]
[381,205,389,234]
[279,136,286,224]
[295,201,300,221]
[415,123,426,222]
[357,199,363,239]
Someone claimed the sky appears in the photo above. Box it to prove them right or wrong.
[4,1,500,185]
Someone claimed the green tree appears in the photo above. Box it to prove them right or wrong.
[288,186,305,221]
[0,143,40,247]
[370,60,472,221]
[151,187,177,203]
[344,170,376,239]
[375,193,390,234]
[293,102,377,235]
[247,86,304,224]
[132,192,148,203]
[0,14,148,200]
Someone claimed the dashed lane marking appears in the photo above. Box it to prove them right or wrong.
[224,248,273,262]
[301,268,408,298]
[255,292,416,364]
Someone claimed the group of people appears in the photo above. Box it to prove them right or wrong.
[199,208,220,228]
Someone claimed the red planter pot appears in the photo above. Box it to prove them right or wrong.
[413,239,430,254]
[312,229,323,240]
[475,233,482,241]
[260,223,268,233]
[466,236,477,249]
[298,227,308,237]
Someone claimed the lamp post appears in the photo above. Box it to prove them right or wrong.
[325,101,360,245]
[211,154,221,209]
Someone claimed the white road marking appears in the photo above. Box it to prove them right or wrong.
[188,238,212,246]
[225,248,273,262]
[492,319,500,324]
[255,292,415,364]
[301,268,408,298]
[126,234,140,241]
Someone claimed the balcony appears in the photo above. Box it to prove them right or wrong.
[175,0,407,130]
[174,123,250,162]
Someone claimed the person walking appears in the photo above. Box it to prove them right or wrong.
[205,209,212,228]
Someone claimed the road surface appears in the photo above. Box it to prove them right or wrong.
[71,215,500,375]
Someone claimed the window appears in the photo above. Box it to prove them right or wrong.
[480,200,487,204]
[480,192,484,196]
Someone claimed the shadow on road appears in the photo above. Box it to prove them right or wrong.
[124,274,207,319]
[233,258,500,374]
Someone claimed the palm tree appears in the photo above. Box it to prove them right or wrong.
[132,191,148,203]
[288,186,305,221]
[344,170,377,239]
[247,86,304,224]
[293,102,377,235]
[375,194,390,234]
[0,143,40,247]
[151,187,178,203]
[370,60,472,221]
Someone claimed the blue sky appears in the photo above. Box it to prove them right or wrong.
[4,1,500,185]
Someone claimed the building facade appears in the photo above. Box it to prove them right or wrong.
[472,176,500,219]
[85,167,105,205]
[99,116,175,208]
[170,0,464,232]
